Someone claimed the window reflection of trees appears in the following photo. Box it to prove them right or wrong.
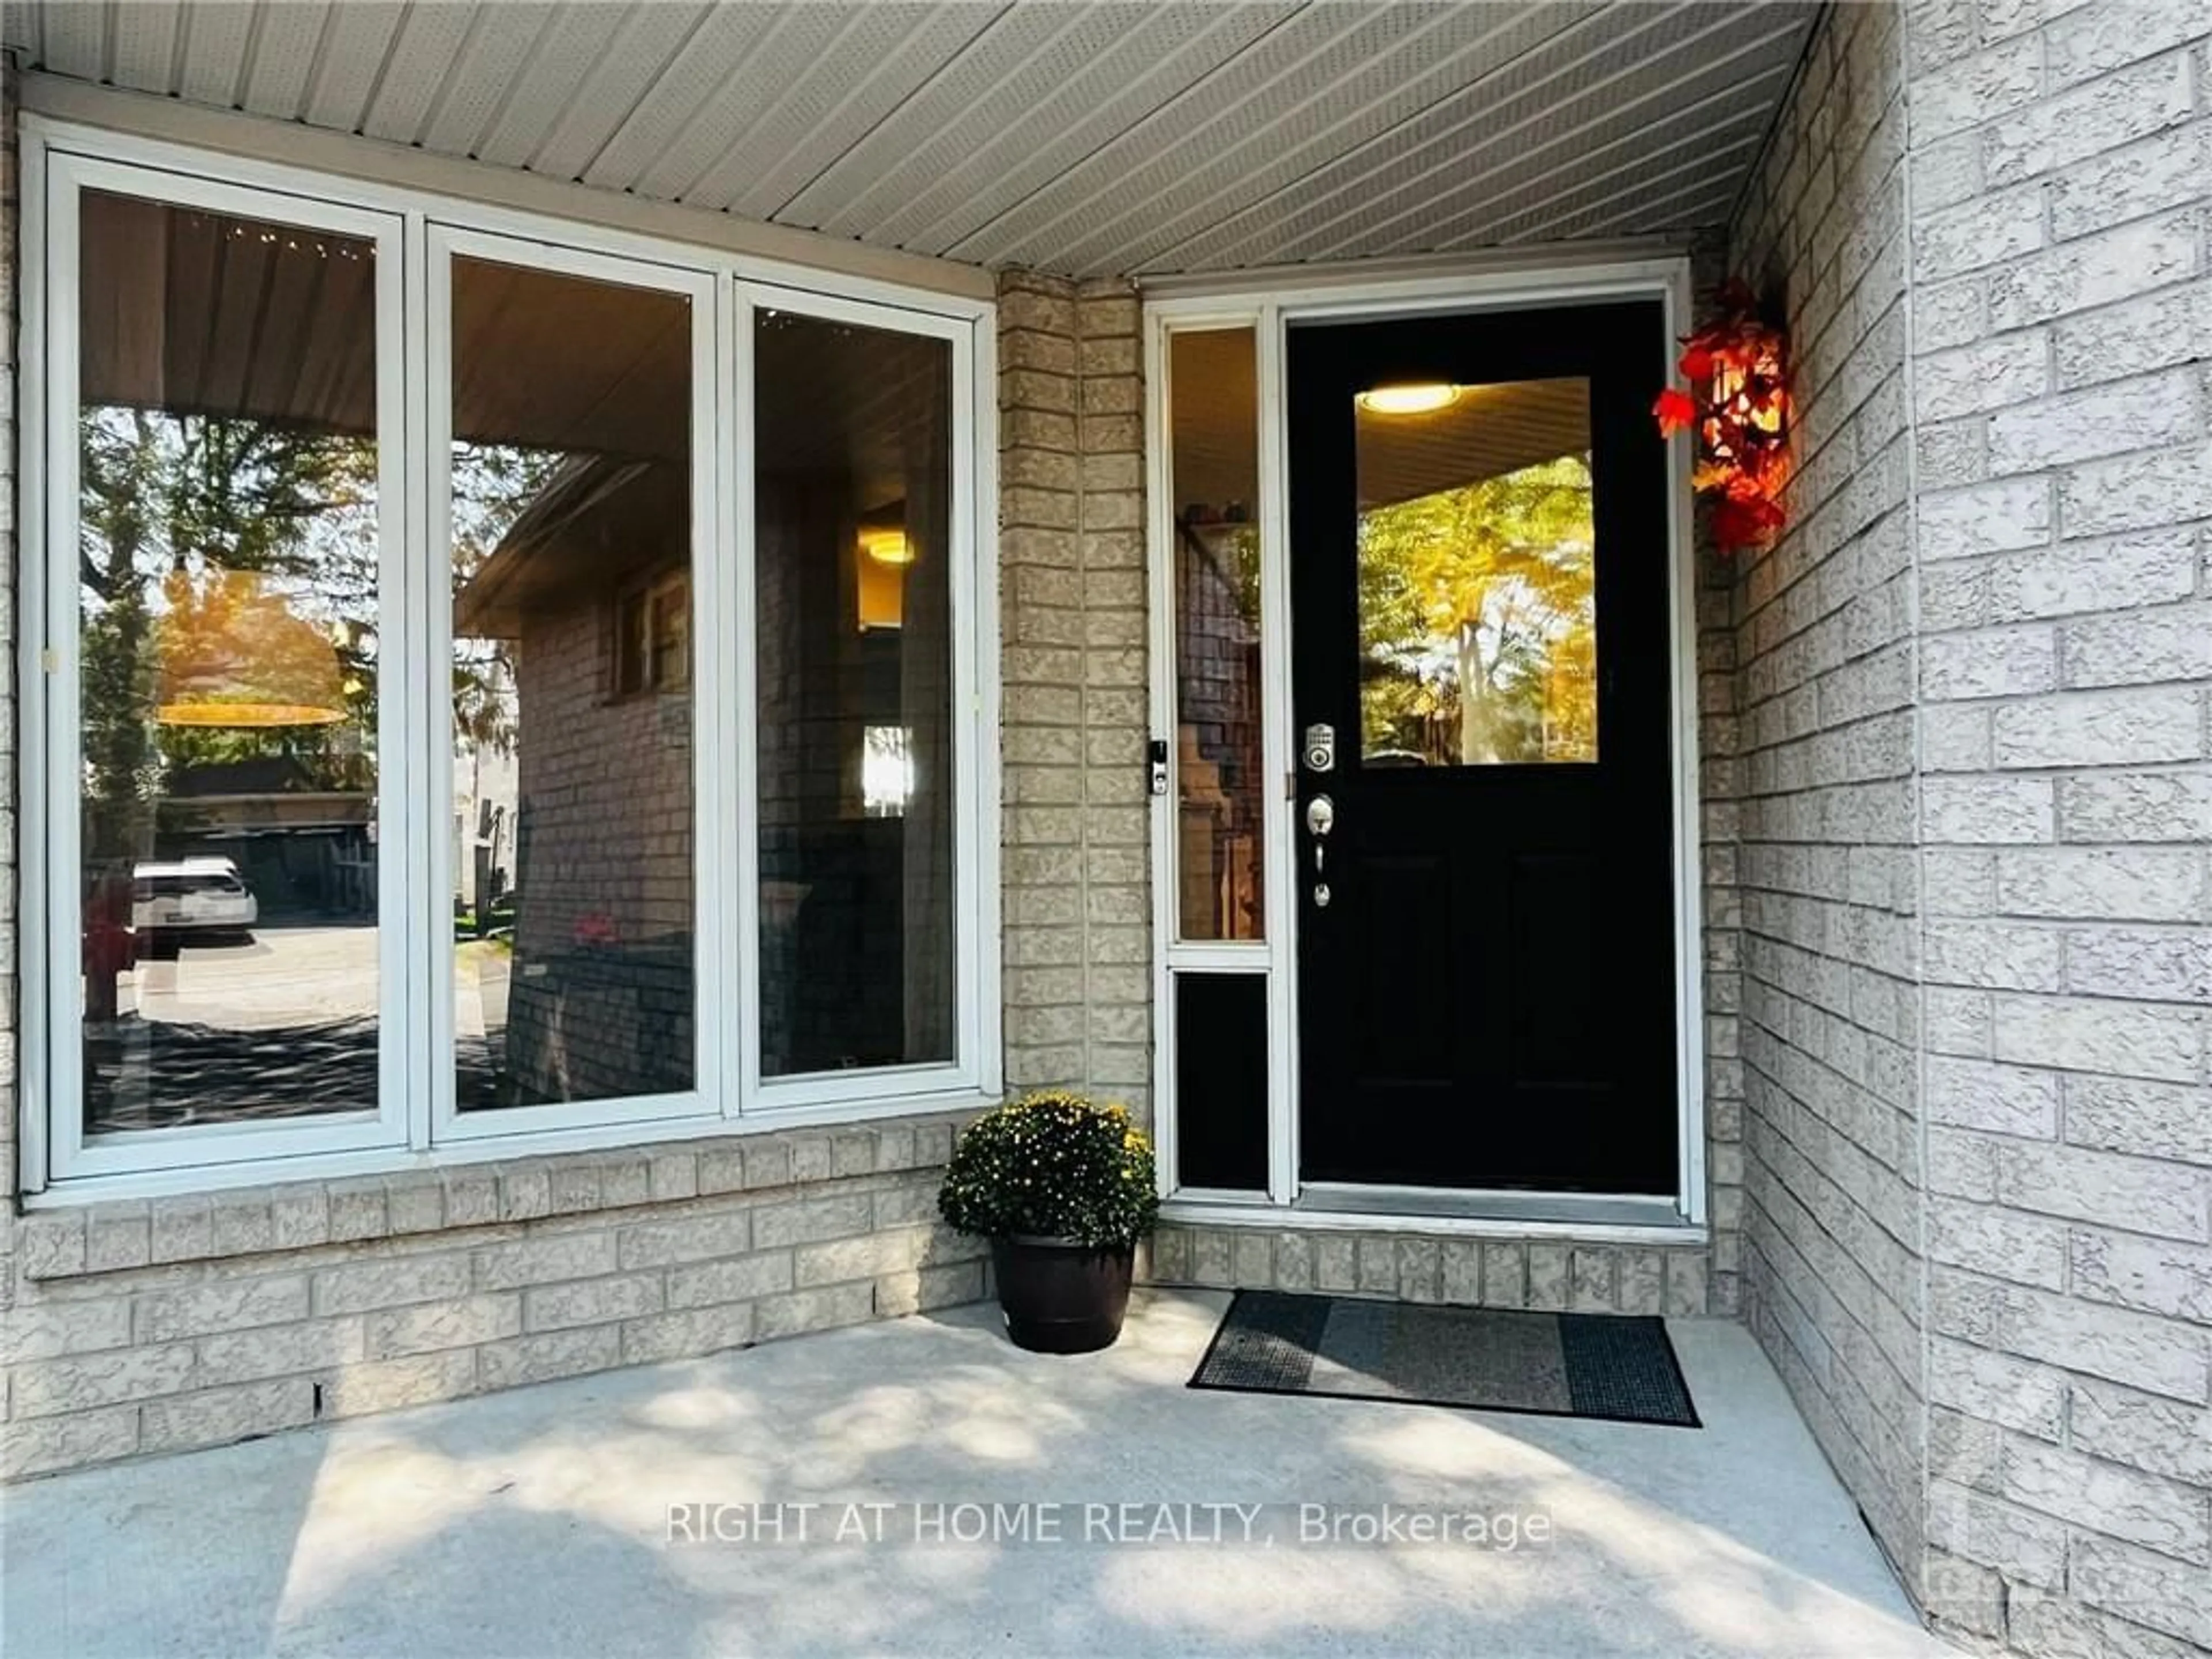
[79,407,386,1132]
[79,409,381,852]
[1357,453,1598,767]
[450,444,565,759]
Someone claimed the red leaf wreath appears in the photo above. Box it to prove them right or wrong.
[1653,280,1792,553]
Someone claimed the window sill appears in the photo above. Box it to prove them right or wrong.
[18,1098,992,1282]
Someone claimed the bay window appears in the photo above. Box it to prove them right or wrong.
[26,128,998,1195]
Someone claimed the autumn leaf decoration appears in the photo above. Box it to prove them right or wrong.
[1654,281,1791,554]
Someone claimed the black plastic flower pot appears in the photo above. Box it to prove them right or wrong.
[990,1235,1135,1354]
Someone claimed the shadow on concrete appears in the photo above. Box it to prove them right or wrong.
[0,1293,1954,1658]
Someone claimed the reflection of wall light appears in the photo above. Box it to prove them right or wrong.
[858,527,913,566]
[856,543,905,631]
[863,725,913,817]
[1356,382,1461,416]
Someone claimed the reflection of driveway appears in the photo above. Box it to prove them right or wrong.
[92,926,386,1131]
[130,925,381,1030]
[455,940,512,1041]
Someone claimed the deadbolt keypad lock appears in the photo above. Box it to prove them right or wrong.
[1303,722,1335,773]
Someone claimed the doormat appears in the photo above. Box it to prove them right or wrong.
[1188,1290,1699,1428]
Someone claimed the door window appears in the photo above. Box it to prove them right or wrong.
[1353,377,1597,767]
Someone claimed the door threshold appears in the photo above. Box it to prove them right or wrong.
[1297,1183,1685,1230]
[1158,1187,1704,1245]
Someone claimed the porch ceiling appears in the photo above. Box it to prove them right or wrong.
[3,1,1817,279]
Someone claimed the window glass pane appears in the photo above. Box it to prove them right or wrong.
[1173,971,1268,1191]
[449,256,695,1108]
[755,310,955,1077]
[1354,377,1597,766]
[76,192,385,1134]
[1168,328,1265,941]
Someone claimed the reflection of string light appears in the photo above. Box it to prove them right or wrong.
[210,219,366,259]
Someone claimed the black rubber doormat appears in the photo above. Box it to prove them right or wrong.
[1189,1290,1700,1428]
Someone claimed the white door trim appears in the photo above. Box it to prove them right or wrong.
[1145,256,1707,1228]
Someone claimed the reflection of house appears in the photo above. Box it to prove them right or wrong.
[754,475,930,1074]
[454,459,696,1105]
[1174,519,1262,941]
[451,312,956,1097]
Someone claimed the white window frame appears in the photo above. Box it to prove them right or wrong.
[734,281,995,1117]
[20,118,1002,1201]
[35,156,415,1184]
[1146,314,1297,1207]
[425,226,727,1148]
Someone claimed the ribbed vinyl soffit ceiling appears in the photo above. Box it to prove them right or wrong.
[2,1,1820,278]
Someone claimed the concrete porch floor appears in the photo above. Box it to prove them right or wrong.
[2,1290,1956,1658]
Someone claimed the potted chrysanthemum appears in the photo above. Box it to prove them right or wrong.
[938,1090,1160,1353]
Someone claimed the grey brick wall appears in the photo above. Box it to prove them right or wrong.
[1726,0,1930,1585]
[997,272,1153,1119]
[1903,3,2212,1654]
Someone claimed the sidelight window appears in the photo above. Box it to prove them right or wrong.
[1155,317,1279,1200]
[1165,327,1267,944]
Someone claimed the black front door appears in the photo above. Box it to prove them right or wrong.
[1289,301,1677,1195]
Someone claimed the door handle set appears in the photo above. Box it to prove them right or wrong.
[1305,791,1333,902]
[1302,725,1335,906]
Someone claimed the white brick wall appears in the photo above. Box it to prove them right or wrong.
[1905,4,2212,1654]
[1728,0,1930,1584]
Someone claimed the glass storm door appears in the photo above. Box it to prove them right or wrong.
[1287,301,1678,1195]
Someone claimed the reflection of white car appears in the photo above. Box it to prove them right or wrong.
[132,858,257,935]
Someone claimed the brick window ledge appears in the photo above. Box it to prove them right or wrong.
[18,1111,981,1283]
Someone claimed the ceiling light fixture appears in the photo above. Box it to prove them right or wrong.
[1356,382,1461,416]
